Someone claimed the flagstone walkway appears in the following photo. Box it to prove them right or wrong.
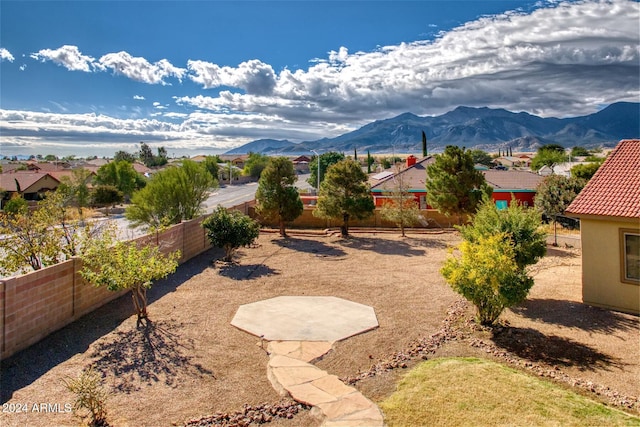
[231,296,384,426]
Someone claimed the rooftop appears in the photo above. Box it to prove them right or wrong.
[566,139,640,219]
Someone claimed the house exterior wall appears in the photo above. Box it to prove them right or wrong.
[24,174,60,194]
[491,190,536,207]
[372,190,537,208]
[580,216,639,314]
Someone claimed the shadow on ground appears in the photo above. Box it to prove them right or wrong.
[491,326,620,371]
[273,237,347,258]
[545,246,580,259]
[0,247,220,403]
[90,319,214,393]
[217,263,279,280]
[338,237,427,256]
[512,299,639,334]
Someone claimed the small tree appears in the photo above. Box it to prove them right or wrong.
[255,157,303,237]
[243,152,270,179]
[307,151,345,189]
[94,160,145,200]
[441,233,534,325]
[202,206,260,262]
[314,158,375,237]
[64,367,109,427]
[459,198,547,270]
[380,168,422,237]
[530,145,569,171]
[571,158,604,180]
[80,235,180,322]
[469,149,493,167]
[202,155,222,181]
[422,130,428,158]
[126,160,217,229]
[0,191,107,275]
[57,168,92,216]
[426,145,492,222]
[91,185,124,215]
[534,175,585,246]
[367,150,374,174]
[114,150,136,163]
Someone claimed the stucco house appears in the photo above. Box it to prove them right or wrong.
[0,171,61,206]
[566,139,640,314]
[370,156,544,209]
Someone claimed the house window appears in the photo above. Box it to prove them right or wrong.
[620,229,640,284]
[495,200,508,210]
[419,195,427,210]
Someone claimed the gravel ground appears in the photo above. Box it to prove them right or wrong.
[1,230,637,427]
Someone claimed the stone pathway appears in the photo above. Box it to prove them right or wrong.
[267,341,384,427]
[231,296,384,426]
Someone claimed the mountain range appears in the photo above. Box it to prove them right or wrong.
[225,102,640,155]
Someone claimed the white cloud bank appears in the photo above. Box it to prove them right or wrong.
[2,0,639,157]
[0,48,15,62]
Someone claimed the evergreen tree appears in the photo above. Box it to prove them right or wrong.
[202,206,260,262]
[314,159,375,237]
[422,130,428,157]
[534,175,585,246]
[425,146,492,222]
[307,151,345,189]
[255,157,304,237]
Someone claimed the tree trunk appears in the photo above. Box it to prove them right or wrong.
[341,213,350,237]
[553,217,558,246]
[279,219,287,237]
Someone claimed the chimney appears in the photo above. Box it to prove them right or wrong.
[406,155,417,168]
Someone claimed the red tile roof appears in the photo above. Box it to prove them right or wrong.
[566,139,640,219]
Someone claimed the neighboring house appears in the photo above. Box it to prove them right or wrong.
[370,156,543,209]
[493,156,530,168]
[483,170,544,208]
[0,171,61,204]
[370,156,434,209]
[292,155,311,173]
[218,155,249,170]
[566,139,640,314]
[131,162,152,176]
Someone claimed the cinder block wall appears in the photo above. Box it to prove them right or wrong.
[0,202,456,360]
[0,213,215,360]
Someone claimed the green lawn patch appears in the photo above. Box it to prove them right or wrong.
[379,357,640,427]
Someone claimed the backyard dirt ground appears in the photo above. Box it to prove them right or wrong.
[1,229,638,427]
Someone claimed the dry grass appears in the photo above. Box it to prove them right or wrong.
[379,358,640,427]
[1,230,638,427]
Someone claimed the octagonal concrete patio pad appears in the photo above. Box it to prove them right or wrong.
[231,296,378,342]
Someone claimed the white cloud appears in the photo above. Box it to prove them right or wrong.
[98,51,186,85]
[133,95,145,100]
[0,48,15,62]
[19,64,27,71]
[2,0,638,157]
[31,45,95,72]
[187,59,277,95]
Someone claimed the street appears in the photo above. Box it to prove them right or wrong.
[113,173,312,239]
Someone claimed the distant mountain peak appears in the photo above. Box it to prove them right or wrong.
[225,103,639,155]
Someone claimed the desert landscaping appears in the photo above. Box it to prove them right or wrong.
[1,229,638,426]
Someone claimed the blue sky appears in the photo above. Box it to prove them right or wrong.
[1,0,638,158]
